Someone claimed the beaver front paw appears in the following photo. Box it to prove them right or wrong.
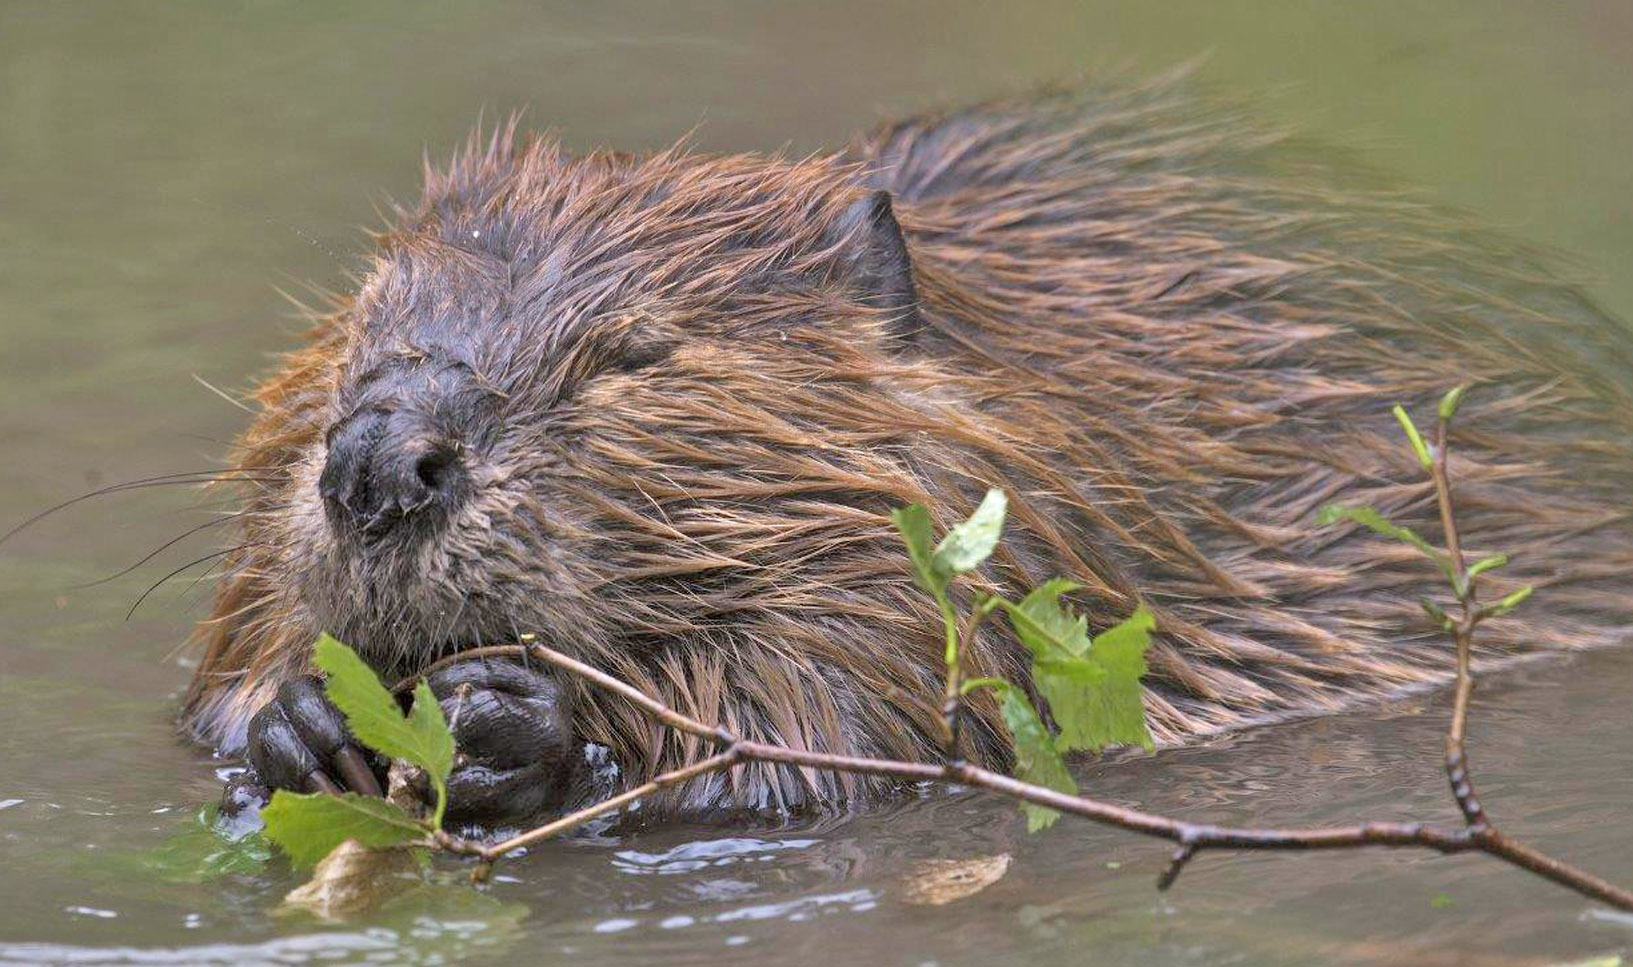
[424,657,578,824]
[222,659,577,825]
[241,675,387,800]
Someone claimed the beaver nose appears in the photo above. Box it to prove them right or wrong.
[318,409,465,538]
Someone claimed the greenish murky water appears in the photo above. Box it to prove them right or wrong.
[3,2,1633,964]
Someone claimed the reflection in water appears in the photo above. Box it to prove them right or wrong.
[611,836,822,875]
[3,1,1633,965]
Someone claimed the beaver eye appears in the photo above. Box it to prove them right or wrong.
[608,338,674,374]
[550,333,675,407]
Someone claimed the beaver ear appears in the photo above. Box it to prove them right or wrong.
[831,189,922,342]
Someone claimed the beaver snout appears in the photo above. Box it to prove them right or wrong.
[318,407,467,539]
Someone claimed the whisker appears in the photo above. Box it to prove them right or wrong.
[175,554,237,608]
[156,500,250,519]
[176,432,242,448]
[72,513,243,589]
[126,544,252,621]
[191,374,255,414]
[0,470,280,547]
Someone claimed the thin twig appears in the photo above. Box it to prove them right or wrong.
[941,603,991,762]
[1432,412,1490,830]
[426,638,1633,909]
[1158,840,1198,891]
[481,750,737,858]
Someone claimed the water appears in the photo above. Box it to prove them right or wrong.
[3,2,1633,963]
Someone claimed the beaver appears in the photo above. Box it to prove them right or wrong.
[183,75,1633,823]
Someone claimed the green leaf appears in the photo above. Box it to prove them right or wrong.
[1438,384,1470,423]
[1317,504,1450,576]
[406,682,454,785]
[992,683,1077,832]
[261,790,428,869]
[1075,608,1156,751]
[1486,585,1534,618]
[1005,578,1090,656]
[1035,609,1155,753]
[932,489,1007,575]
[1420,597,1453,631]
[890,503,945,597]
[1467,553,1509,579]
[998,590,1156,753]
[1393,404,1434,470]
[314,635,454,788]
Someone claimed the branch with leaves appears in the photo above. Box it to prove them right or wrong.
[256,635,455,868]
[255,388,1633,912]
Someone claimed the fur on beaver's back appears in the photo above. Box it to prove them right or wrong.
[184,74,1633,813]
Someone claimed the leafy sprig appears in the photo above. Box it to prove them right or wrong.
[893,488,1155,830]
[260,634,454,869]
[1319,389,1533,614]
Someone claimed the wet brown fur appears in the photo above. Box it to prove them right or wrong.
[182,75,1633,813]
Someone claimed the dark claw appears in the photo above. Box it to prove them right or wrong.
[219,771,271,821]
[331,746,384,798]
[276,676,384,797]
[242,674,385,799]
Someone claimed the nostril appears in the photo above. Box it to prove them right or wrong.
[319,410,387,514]
[414,448,458,495]
[320,408,465,538]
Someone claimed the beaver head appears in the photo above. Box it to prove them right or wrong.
[287,136,927,672]
[189,126,1010,814]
